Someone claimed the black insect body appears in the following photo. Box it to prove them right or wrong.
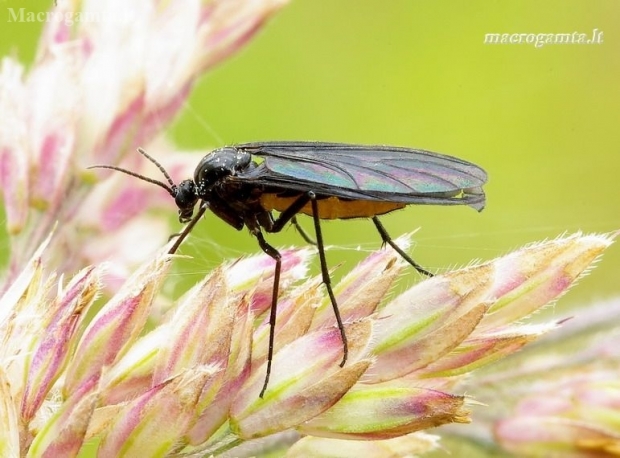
[91,141,487,397]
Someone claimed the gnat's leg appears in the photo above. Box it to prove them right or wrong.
[308,192,348,367]
[291,216,317,246]
[371,216,433,277]
[269,193,349,365]
[250,229,282,398]
[168,201,209,254]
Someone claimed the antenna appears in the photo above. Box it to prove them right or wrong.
[88,148,178,197]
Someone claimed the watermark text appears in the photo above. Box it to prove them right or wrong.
[484,29,603,48]
[7,7,128,26]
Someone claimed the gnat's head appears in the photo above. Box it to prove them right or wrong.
[88,148,199,223]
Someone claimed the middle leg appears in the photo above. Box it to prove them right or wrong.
[268,192,349,367]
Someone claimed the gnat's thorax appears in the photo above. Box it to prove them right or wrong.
[193,147,253,196]
[174,147,253,223]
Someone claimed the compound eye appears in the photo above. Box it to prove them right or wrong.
[174,180,198,218]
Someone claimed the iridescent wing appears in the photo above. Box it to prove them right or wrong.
[236,141,487,210]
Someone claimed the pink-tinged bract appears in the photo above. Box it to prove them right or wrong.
[63,253,171,397]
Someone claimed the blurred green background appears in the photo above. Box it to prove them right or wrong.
[1,0,619,309]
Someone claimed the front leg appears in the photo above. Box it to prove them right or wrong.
[168,201,209,254]
[168,196,245,255]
